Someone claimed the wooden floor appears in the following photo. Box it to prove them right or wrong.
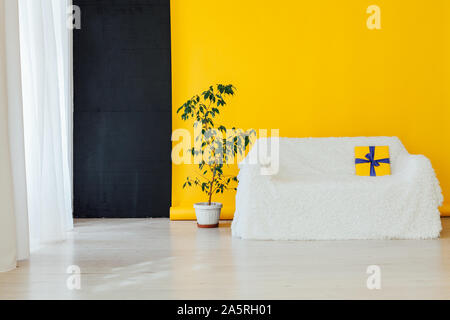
[1,218,450,300]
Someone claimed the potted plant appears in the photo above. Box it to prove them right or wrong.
[177,84,255,228]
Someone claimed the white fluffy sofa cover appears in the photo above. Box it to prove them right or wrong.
[231,137,443,240]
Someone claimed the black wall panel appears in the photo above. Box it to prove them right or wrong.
[73,0,171,218]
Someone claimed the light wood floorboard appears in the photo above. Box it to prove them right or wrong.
[1,218,450,300]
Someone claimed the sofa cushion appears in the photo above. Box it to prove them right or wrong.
[251,136,408,179]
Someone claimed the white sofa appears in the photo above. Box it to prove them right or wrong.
[232,137,443,240]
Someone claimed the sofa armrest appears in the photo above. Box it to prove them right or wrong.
[396,154,443,207]
[396,155,432,177]
[239,160,279,177]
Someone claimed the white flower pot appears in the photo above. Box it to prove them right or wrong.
[194,202,222,228]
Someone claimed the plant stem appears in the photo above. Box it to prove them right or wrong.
[208,165,216,205]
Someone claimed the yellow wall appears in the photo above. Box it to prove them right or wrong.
[171,0,450,220]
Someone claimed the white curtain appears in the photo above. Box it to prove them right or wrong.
[19,0,73,249]
[5,0,29,261]
[0,0,73,272]
[0,0,19,272]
